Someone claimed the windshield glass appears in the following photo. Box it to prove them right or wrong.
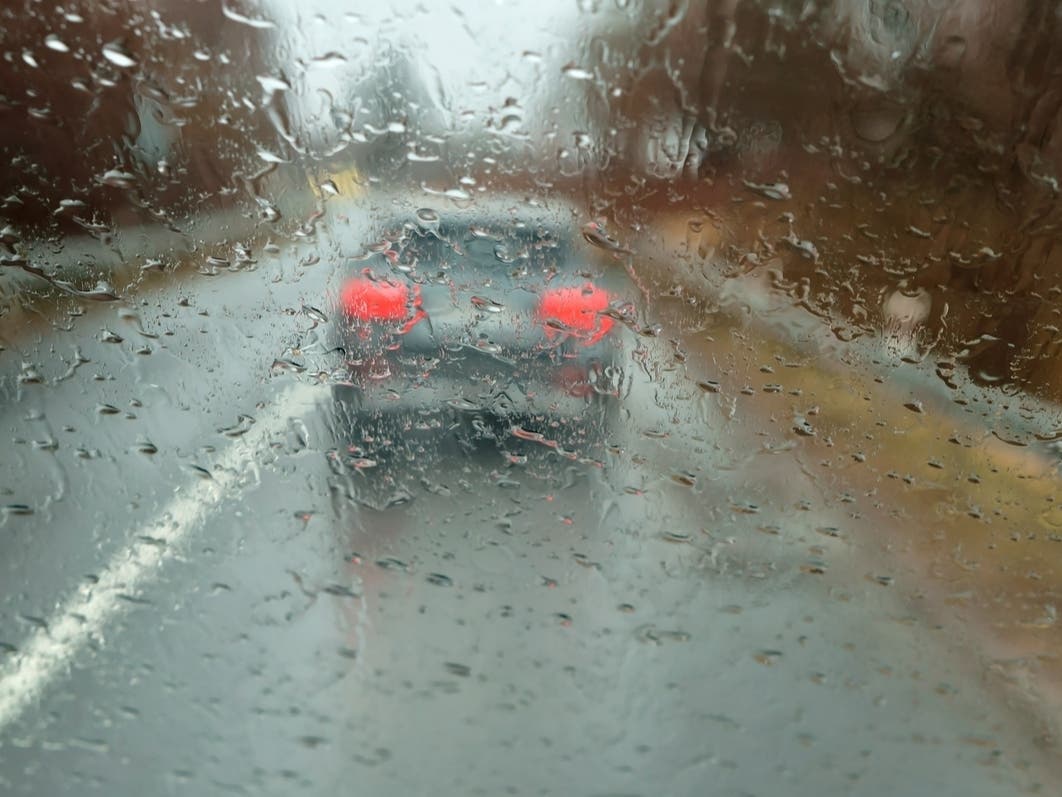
[1,1,1061,795]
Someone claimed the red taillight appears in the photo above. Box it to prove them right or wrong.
[340,276,425,333]
[341,278,412,321]
[537,283,613,345]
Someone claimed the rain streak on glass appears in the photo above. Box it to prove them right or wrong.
[0,1,1061,796]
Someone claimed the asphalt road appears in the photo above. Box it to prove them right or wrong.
[0,200,1054,796]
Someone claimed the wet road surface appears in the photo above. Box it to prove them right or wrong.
[0,201,1056,795]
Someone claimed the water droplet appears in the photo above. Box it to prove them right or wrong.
[44,34,69,53]
[743,180,791,200]
[256,74,292,94]
[561,63,594,80]
[102,42,137,68]
[661,531,691,543]
[186,465,213,480]
[636,625,691,644]
[415,207,440,232]
[753,649,783,666]
[221,2,276,29]
[470,295,504,313]
[256,149,289,164]
[310,52,348,69]
[256,199,281,222]
[302,305,328,324]
[447,398,483,412]
[444,662,471,677]
[322,584,359,599]
[851,101,905,143]
[98,169,136,189]
[18,363,43,384]
[582,221,630,254]
[782,235,819,262]
[54,198,87,215]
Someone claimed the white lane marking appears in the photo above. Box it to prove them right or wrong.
[0,381,323,731]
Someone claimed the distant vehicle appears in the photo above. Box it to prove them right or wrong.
[331,199,634,458]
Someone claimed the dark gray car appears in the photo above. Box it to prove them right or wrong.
[332,200,635,459]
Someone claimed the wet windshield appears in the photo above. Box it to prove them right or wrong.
[2,1,1061,794]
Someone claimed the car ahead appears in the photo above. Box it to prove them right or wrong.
[331,200,635,461]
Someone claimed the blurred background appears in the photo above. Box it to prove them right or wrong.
[1,1,1062,795]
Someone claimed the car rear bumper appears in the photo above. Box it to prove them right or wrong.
[331,373,617,422]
